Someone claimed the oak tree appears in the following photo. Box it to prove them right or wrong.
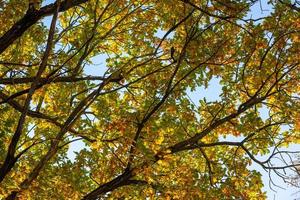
[0,0,299,199]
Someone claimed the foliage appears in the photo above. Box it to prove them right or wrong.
[0,0,299,199]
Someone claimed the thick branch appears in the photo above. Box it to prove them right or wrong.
[0,0,89,54]
[82,169,133,200]
[0,76,105,85]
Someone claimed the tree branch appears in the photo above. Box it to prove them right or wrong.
[0,0,90,54]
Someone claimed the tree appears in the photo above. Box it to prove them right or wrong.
[0,0,299,199]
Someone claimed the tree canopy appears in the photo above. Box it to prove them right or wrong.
[0,0,299,199]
